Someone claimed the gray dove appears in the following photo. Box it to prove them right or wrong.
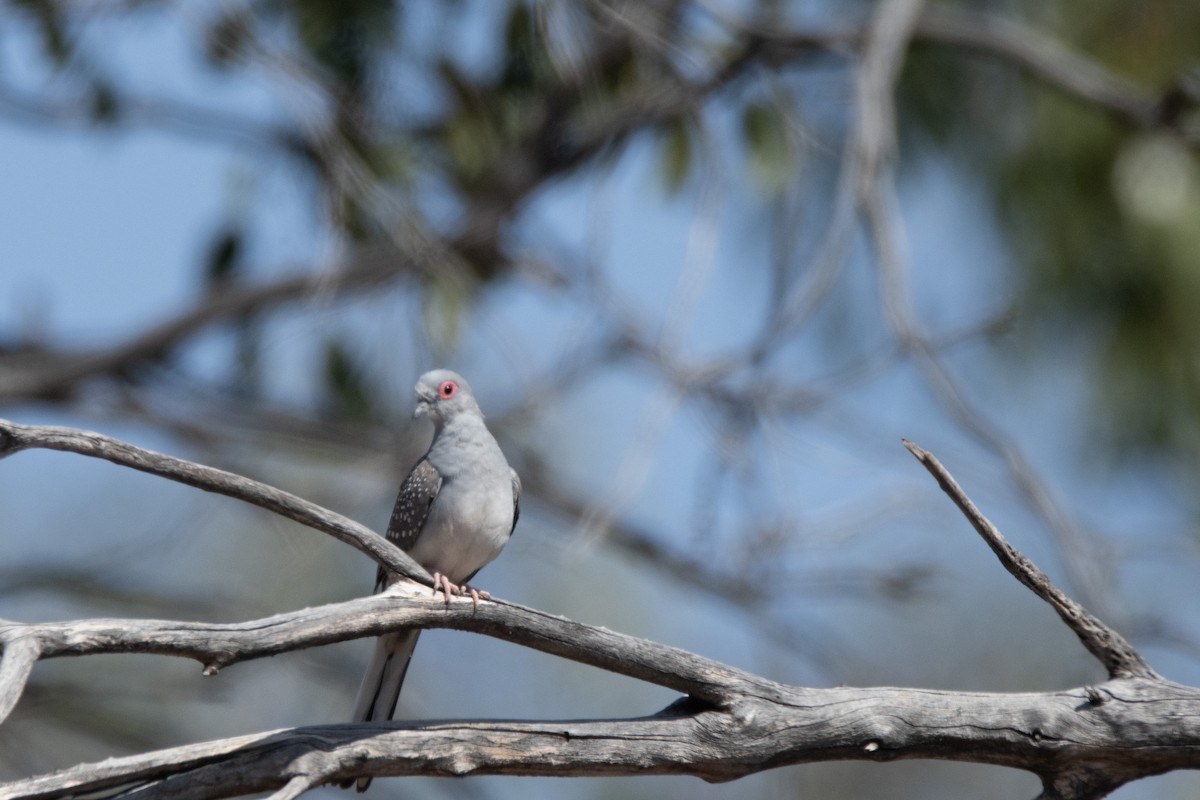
[348,369,520,792]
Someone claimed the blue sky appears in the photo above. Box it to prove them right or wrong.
[2,4,1198,799]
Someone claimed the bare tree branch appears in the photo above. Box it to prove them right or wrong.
[0,418,427,584]
[1,2,1188,415]
[8,673,1200,800]
[862,100,1121,621]
[853,0,925,196]
[1,429,1194,798]
[0,633,39,726]
[902,439,1157,680]
[723,5,1197,145]
[0,79,303,154]
[4,4,1198,796]
[1,583,768,708]
[813,0,1127,632]
[0,564,1197,799]
[912,6,1189,140]
[0,250,424,403]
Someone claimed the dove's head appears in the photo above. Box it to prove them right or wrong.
[413,369,483,426]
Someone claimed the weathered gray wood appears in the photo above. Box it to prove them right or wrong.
[0,634,39,725]
[0,582,779,707]
[2,419,1197,799]
[3,677,1200,799]
[4,582,1200,799]
[903,440,1157,681]
[0,418,428,584]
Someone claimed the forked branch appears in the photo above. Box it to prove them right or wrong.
[0,423,1193,800]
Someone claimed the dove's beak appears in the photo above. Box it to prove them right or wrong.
[413,386,437,419]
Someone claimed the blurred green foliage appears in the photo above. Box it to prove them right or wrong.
[5,0,1199,454]
[901,0,1200,461]
[323,338,378,423]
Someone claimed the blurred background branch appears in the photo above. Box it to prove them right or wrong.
[1,0,1198,798]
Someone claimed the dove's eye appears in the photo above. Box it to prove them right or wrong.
[439,380,458,398]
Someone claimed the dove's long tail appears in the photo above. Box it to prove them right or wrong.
[349,630,421,792]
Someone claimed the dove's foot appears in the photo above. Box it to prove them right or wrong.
[432,573,490,608]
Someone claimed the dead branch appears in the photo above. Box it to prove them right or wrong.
[0,581,773,710]
[0,418,427,584]
[735,5,1193,144]
[0,250,422,403]
[5,674,1200,800]
[2,564,1199,799]
[902,440,1156,680]
[1,424,1198,798]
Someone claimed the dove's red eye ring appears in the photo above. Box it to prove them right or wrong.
[439,380,458,398]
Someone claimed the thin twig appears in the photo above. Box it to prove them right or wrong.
[902,439,1157,680]
[0,79,300,152]
[844,0,1121,625]
[0,252,420,402]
